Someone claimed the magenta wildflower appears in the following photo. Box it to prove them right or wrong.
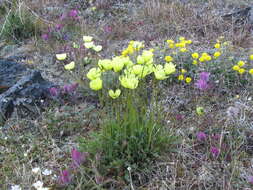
[195,79,209,90]
[69,9,78,18]
[196,131,207,141]
[199,72,210,81]
[103,25,113,33]
[59,170,71,185]
[210,146,220,157]
[55,24,63,31]
[71,148,87,168]
[60,13,67,21]
[211,134,221,141]
[247,176,253,184]
[49,87,59,97]
[62,83,78,94]
[41,33,49,40]
[175,114,184,121]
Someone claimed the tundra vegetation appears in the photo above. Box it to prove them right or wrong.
[0,0,253,189]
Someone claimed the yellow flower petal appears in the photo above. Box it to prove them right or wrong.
[164,62,176,75]
[164,56,173,62]
[109,89,121,99]
[237,61,245,67]
[64,61,75,70]
[83,36,93,42]
[93,45,102,52]
[89,78,102,91]
[185,77,192,83]
[192,52,199,59]
[84,42,94,49]
[56,53,67,61]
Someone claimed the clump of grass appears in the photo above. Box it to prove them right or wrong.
[0,3,41,42]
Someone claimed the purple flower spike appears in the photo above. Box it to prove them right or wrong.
[196,131,207,141]
[247,176,253,184]
[71,148,88,168]
[103,25,113,33]
[210,146,220,157]
[49,87,59,97]
[55,23,63,31]
[199,72,210,81]
[69,9,78,18]
[41,33,49,40]
[59,170,71,185]
[195,79,209,90]
[211,134,221,141]
[62,83,78,94]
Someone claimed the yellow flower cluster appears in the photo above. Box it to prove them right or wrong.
[199,52,212,62]
[178,69,191,83]
[121,41,144,57]
[86,41,177,98]
[83,35,102,52]
[166,37,192,52]
[232,61,246,74]
[55,53,75,70]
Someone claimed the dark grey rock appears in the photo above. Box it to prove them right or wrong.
[0,59,54,125]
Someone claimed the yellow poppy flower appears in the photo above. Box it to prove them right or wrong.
[84,42,94,49]
[213,51,221,58]
[137,55,145,64]
[250,54,253,61]
[232,65,240,71]
[178,74,184,81]
[132,65,143,75]
[249,68,253,75]
[93,45,102,52]
[164,62,176,75]
[237,61,245,67]
[119,75,139,89]
[89,78,102,91]
[142,50,153,62]
[98,59,112,71]
[112,57,125,72]
[192,60,198,65]
[181,69,187,74]
[83,36,93,42]
[56,53,67,61]
[64,61,75,70]
[164,56,173,62]
[238,68,245,74]
[180,48,187,52]
[109,89,121,99]
[185,77,192,83]
[192,52,199,59]
[214,43,221,49]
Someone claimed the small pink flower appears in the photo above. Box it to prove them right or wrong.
[103,25,113,33]
[199,72,210,81]
[211,134,221,141]
[49,87,59,96]
[175,114,184,121]
[59,169,71,185]
[62,83,78,94]
[41,33,49,40]
[210,146,220,157]
[247,176,253,184]
[55,24,63,31]
[195,79,209,90]
[196,132,207,141]
[69,9,78,18]
[71,148,88,168]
